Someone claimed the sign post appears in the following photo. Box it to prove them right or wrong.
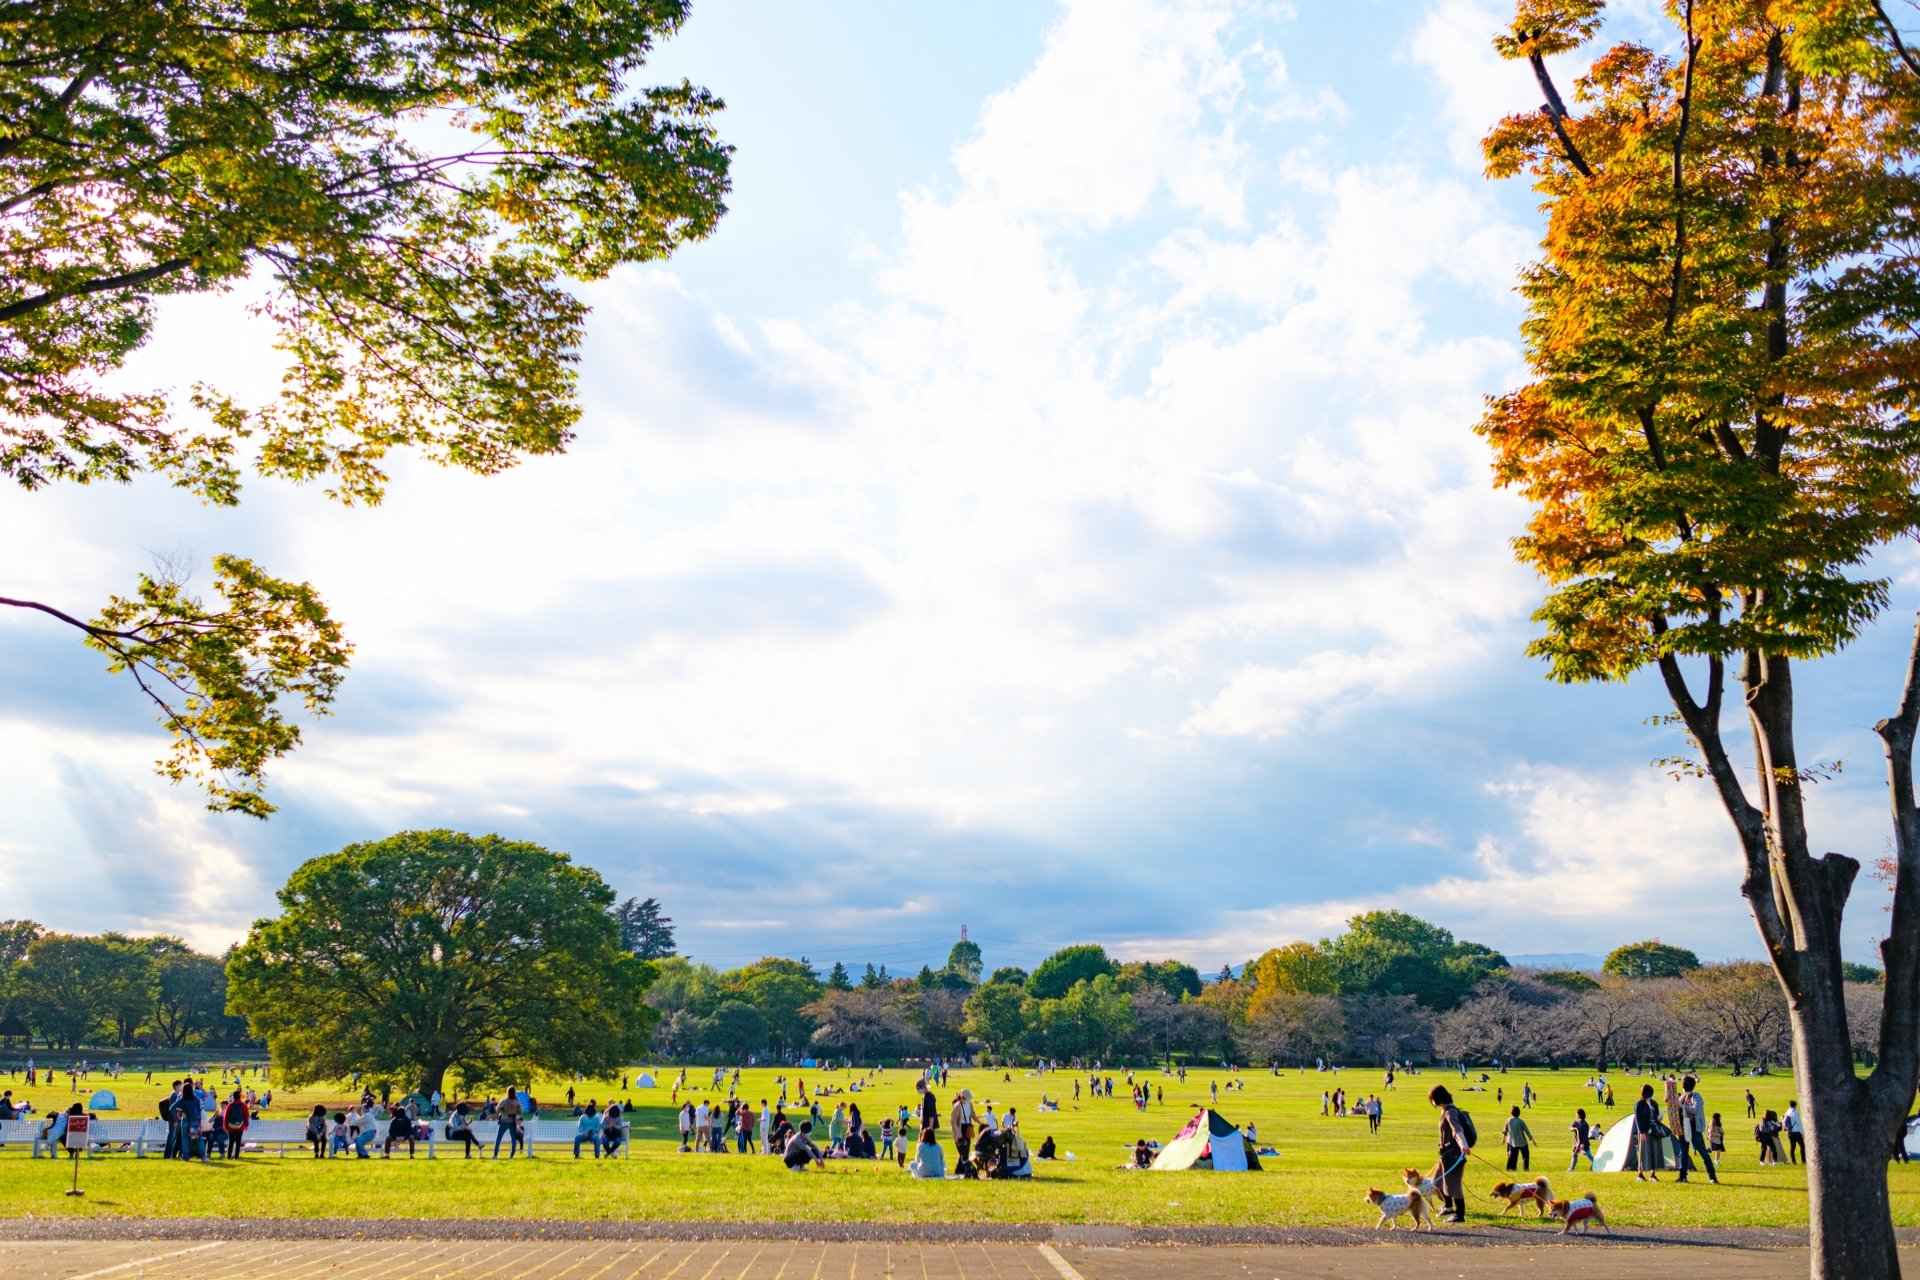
[63,1113,88,1197]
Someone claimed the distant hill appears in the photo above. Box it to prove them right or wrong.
[1509,953,1604,972]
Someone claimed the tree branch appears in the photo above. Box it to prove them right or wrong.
[1666,2,1699,339]
[1872,0,1920,79]
[1529,52,1594,177]
[0,257,193,325]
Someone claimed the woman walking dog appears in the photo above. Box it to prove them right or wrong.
[1426,1084,1473,1224]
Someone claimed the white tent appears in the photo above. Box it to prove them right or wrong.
[635,1073,657,1088]
[1591,1116,1670,1173]
[1150,1109,1259,1172]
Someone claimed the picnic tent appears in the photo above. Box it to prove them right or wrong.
[1150,1108,1260,1172]
[86,1090,117,1111]
[1591,1116,1670,1173]
[635,1073,657,1088]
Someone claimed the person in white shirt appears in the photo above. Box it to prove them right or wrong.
[760,1100,773,1155]
[694,1100,710,1153]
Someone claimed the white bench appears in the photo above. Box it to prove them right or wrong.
[448,1118,631,1158]
[19,1118,167,1157]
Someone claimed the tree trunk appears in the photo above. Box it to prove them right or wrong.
[417,1060,448,1100]
[1800,1066,1901,1279]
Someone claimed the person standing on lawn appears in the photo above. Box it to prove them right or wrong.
[1503,1105,1534,1171]
[1633,1083,1662,1181]
[1427,1084,1473,1224]
[493,1090,523,1159]
[1664,1077,1692,1176]
[1676,1076,1717,1184]
[1784,1100,1804,1163]
[1570,1107,1593,1170]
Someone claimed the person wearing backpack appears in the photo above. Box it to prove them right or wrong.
[221,1089,249,1158]
[1427,1084,1475,1224]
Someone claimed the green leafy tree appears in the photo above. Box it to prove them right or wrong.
[150,950,230,1047]
[826,961,853,991]
[1021,975,1135,1059]
[1842,963,1884,985]
[1480,4,1920,1273]
[614,897,677,960]
[1534,969,1602,993]
[1,0,730,813]
[704,1000,768,1059]
[727,958,822,1056]
[1116,959,1203,999]
[859,963,890,990]
[97,933,166,1047]
[12,934,119,1049]
[644,956,724,1020]
[988,966,1028,987]
[946,936,984,983]
[228,830,655,1095]
[1603,940,1702,980]
[962,981,1027,1059]
[1319,912,1506,1009]
[1026,944,1118,1001]
[0,920,45,968]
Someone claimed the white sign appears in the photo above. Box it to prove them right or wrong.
[63,1114,89,1152]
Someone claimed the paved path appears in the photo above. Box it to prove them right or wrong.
[3,1238,1912,1279]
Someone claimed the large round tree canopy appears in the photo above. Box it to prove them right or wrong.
[227,830,655,1095]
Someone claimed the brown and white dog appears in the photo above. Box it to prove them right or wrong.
[1489,1176,1553,1217]
[1547,1193,1611,1235]
[1364,1186,1434,1230]
[1401,1167,1442,1200]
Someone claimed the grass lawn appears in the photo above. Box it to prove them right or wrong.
[0,1062,1913,1229]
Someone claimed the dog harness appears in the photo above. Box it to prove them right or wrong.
[1565,1198,1597,1227]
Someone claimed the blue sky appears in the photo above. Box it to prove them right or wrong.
[2,0,1913,975]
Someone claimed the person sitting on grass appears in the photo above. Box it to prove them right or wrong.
[907,1128,946,1178]
[601,1104,625,1157]
[1131,1138,1151,1169]
[783,1120,826,1171]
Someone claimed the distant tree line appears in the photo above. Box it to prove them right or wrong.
[646,911,1887,1075]
[0,920,251,1051]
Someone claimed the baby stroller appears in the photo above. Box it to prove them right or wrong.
[968,1128,1005,1179]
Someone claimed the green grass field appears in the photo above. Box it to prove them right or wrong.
[1,1062,1914,1229]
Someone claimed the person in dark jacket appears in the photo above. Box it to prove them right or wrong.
[1427,1084,1473,1224]
[1633,1084,1662,1181]
[177,1080,206,1162]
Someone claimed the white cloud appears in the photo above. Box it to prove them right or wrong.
[15,0,1866,969]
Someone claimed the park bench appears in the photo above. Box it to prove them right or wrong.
[19,1117,167,1157]
[454,1118,631,1158]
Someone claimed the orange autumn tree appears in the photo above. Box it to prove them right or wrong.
[1480,3,1920,1276]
